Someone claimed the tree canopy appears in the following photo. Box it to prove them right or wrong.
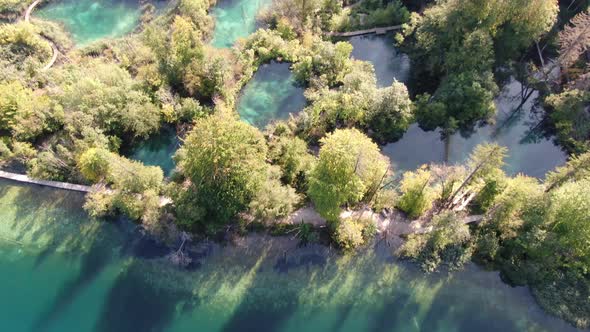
[308,128,390,221]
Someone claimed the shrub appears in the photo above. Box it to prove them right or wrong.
[396,167,436,219]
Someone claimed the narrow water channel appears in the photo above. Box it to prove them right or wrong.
[36,0,141,46]
[0,179,580,332]
[347,34,566,177]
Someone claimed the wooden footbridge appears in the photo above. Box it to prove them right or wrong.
[0,170,93,193]
[327,25,402,37]
[0,170,172,206]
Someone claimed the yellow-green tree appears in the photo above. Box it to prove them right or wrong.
[308,128,389,221]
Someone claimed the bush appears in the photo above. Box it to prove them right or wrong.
[249,167,302,222]
[396,167,436,219]
[334,217,365,250]
[268,131,314,189]
[397,211,472,272]
[372,188,397,212]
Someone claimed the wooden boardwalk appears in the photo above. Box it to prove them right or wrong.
[0,170,93,193]
[0,170,173,207]
[328,25,402,37]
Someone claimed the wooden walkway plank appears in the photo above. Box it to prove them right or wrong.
[0,170,92,193]
[0,170,173,207]
[328,25,402,37]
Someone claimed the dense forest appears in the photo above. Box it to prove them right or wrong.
[1,0,589,328]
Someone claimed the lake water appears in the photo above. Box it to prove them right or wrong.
[0,179,581,332]
[126,126,179,177]
[210,0,273,48]
[237,61,306,129]
[36,0,141,46]
[347,34,567,178]
[348,33,410,87]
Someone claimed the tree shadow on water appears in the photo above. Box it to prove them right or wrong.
[93,261,184,332]
[31,238,114,332]
[418,290,521,332]
[221,261,298,332]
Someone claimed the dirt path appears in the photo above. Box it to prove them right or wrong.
[24,0,58,71]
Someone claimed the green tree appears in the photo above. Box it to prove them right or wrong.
[175,112,269,230]
[144,15,204,91]
[545,89,590,154]
[249,166,301,222]
[542,179,590,275]
[415,71,498,132]
[404,0,557,131]
[55,61,161,139]
[367,81,414,143]
[268,132,314,189]
[545,152,590,192]
[398,211,472,272]
[396,167,436,219]
[308,128,389,221]
[77,147,110,182]
[0,81,62,141]
[293,40,353,86]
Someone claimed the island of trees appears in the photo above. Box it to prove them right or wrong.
[1,0,589,328]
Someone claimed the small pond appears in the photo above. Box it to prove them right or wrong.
[0,179,581,331]
[210,0,273,48]
[126,125,179,177]
[237,61,306,129]
[36,0,142,46]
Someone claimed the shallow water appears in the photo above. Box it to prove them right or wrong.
[237,61,306,129]
[0,179,582,332]
[210,0,273,48]
[127,126,179,177]
[36,0,141,46]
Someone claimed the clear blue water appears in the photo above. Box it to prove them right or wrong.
[237,61,307,129]
[36,0,141,46]
[210,0,273,48]
[127,126,179,177]
[0,179,580,332]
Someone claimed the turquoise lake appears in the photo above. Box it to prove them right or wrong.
[210,0,273,48]
[36,0,141,46]
[0,179,581,332]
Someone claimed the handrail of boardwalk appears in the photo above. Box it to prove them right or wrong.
[0,170,93,193]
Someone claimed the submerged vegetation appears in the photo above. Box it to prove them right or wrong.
[0,0,589,328]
